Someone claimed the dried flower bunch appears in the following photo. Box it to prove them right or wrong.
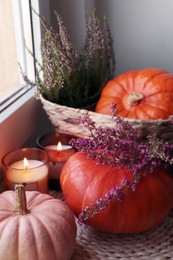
[70,104,173,223]
[23,9,115,108]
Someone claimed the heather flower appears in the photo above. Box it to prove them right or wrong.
[22,9,115,108]
[70,110,173,224]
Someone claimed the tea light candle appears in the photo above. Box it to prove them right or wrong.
[37,132,76,189]
[45,141,75,162]
[2,148,49,193]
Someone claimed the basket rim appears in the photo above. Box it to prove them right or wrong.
[40,94,173,126]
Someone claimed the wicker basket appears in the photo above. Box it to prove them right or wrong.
[40,95,173,141]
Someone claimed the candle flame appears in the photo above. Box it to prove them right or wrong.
[57,141,62,150]
[23,157,28,169]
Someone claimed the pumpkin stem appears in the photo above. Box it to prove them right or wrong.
[127,92,144,105]
[14,184,30,215]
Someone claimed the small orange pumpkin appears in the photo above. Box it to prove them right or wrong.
[0,185,76,260]
[96,68,173,119]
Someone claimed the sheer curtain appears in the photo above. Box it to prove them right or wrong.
[39,0,173,76]
[0,0,19,99]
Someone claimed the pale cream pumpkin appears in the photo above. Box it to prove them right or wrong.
[0,185,77,260]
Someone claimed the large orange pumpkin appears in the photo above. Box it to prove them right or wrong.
[0,185,76,260]
[60,152,173,234]
[95,68,173,119]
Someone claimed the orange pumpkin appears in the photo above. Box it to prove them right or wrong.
[96,68,173,119]
[60,152,173,234]
[0,185,76,260]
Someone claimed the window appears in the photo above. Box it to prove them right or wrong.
[0,0,19,99]
[0,0,41,121]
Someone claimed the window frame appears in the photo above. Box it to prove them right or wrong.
[1,0,41,122]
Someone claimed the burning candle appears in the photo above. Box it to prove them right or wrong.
[2,148,49,193]
[37,132,76,189]
[45,141,75,162]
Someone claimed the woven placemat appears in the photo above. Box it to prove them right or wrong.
[50,190,173,260]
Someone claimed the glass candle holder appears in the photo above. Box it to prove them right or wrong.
[2,148,49,193]
[37,132,76,189]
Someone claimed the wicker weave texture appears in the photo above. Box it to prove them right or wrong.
[50,190,173,260]
[40,96,173,141]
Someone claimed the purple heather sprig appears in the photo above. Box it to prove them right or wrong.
[70,106,173,224]
[78,177,139,223]
[21,8,115,108]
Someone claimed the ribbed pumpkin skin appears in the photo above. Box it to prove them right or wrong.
[60,152,173,234]
[0,191,76,260]
[95,68,173,119]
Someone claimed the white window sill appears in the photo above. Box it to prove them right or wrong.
[1,87,35,123]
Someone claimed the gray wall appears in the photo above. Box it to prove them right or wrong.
[95,0,173,76]
[39,0,173,76]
